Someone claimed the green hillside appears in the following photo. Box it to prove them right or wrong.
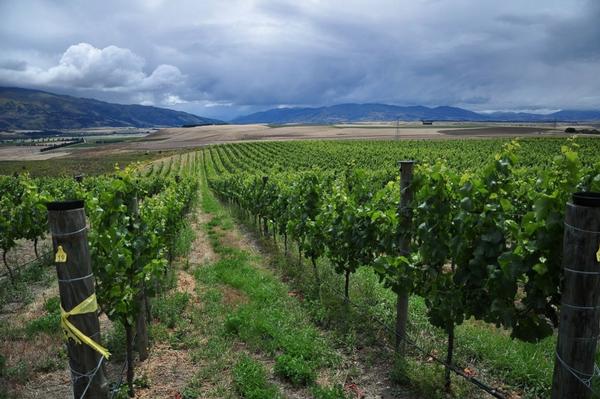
[0,87,223,130]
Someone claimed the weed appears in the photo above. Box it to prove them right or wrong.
[234,209,555,397]
[24,296,61,338]
[105,322,127,362]
[390,356,411,386]
[455,321,554,395]
[43,296,60,313]
[168,327,190,349]
[134,373,151,389]
[174,220,195,259]
[312,385,348,399]
[152,292,190,328]
[18,258,53,284]
[0,255,53,309]
[25,313,60,337]
[110,383,130,399]
[5,360,29,384]
[180,386,201,399]
[233,355,281,399]
[34,351,65,373]
[0,280,33,308]
[274,354,316,386]
[0,323,22,340]
[224,313,243,335]
[149,323,169,343]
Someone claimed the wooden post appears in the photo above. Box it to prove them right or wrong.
[47,200,108,399]
[396,160,415,353]
[552,193,600,399]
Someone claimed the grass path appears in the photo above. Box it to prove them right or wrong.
[188,179,328,397]
[177,167,420,399]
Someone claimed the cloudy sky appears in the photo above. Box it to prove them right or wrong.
[0,0,598,120]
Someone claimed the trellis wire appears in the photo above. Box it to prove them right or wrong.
[71,355,105,399]
[0,249,52,279]
[108,331,137,399]
[554,351,600,395]
[321,278,507,399]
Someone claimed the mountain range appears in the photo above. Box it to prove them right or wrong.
[2,87,599,129]
[0,87,223,130]
[232,103,600,124]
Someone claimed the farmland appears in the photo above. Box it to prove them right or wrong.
[115,122,574,150]
[0,122,583,163]
[1,134,600,398]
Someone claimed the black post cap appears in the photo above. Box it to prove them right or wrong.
[46,200,85,211]
[572,192,600,207]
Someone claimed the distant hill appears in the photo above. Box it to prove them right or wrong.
[0,87,224,130]
[232,103,600,124]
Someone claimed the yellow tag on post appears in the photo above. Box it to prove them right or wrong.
[55,245,67,263]
[597,244,600,263]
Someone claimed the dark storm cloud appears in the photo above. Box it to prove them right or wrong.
[541,1,600,61]
[0,0,598,120]
[0,60,28,71]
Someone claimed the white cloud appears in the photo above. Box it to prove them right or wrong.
[204,101,233,107]
[0,43,184,93]
[163,94,188,105]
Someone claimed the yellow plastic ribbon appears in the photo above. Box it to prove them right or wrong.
[60,294,111,359]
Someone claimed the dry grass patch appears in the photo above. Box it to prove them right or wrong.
[135,343,196,398]
[21,367,72,399]
[221,285,249,308]
[0,333,67,397]
[176,271,198,299]
[187,207,217,266]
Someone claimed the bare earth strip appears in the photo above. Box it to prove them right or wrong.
[0,146,70,161]
[439,126,552,136]
[124,124,570,151]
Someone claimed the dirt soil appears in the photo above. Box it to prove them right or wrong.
[134,343,196,399]
[123,123,569,151]
[0,146,70,161]
[187,208,216,266]
[439,126,551,136]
